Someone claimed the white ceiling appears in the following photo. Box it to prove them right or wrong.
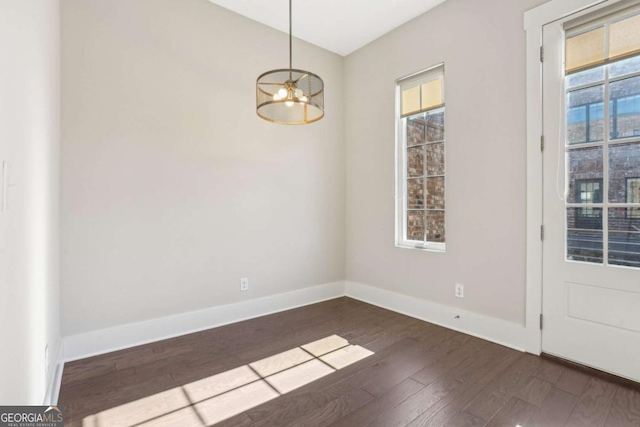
[207,0,447,56]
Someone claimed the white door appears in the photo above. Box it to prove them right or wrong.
[542,6,640,382]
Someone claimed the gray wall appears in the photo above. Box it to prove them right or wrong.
[344,0,549,324]
[61,0,345,336]
[0,0,61,404]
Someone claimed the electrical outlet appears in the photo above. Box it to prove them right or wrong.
[240,277,249,292]
[455,283,464,298]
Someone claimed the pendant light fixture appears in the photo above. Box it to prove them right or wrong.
[256,0,324,125]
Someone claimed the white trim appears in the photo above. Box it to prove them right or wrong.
[63,281,346,362]
[523,0,629,356]
[43,343,64,405]
[524,0,608,30]
[345,281,533,353]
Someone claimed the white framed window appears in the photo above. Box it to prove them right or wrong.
[395,64,446,251]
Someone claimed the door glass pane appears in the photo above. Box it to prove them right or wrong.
[426,142,445,176]
[567,85,605,144]
[407,210,425,241]
[608,142,640,202]
[426,177,445,209]
[609,75,640,140]
[407,178,424,209]
[609,208,640,267]
[567,207,603,263]
[567,146,604,203]
[610,55,640,78]
[407,146,424,177]
[426,211,445,243]
[566,66,605,89]
[628,178,640,204]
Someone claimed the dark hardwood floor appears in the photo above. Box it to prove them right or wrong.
[58,297,640,426]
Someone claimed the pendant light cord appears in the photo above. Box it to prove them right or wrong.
[289,0,292,70]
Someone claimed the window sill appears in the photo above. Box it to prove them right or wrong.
[395,242,446,253]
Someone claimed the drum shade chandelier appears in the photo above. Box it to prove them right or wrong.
[256,0,324,125]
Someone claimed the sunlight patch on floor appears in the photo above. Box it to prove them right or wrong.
[82,334,373,427]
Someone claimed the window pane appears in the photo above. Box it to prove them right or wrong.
[608,208,640,267]
[407,115,424,146]
[407,178,424,209]
[407,210,425,241]
[566,26,605,74]
[567,85,604,144]
[567,207,603,263]
[421,79,442,111]
[426,177,445,209]
[566,66,605,89]
[628,178,640,204]
[426,211,445,243]
[609,13,640,61]
[407,147,424,177]
[608,142,640,202]
[425,109,445,142]
[610,55,640,78]
[609,75,640,140]
[402,86,421,116]
[567,146,604,203]
[426,142,445,176]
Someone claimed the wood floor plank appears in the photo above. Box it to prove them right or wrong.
[463,352,541,422]
[605,385,640,427]
[534,357,566,384]
[440,411,485,427]
[367,340,508,427]
[514,377,554,406]
[404,347,521,427]
[288,387,373,427]
[302,339,433,407]
[565,377,618,427]
[330,378,425,427]
[485,397,537,427]
[529,387,578,427]
[243,394,320,427]
[410,339,483,387]
[556,368,591,396]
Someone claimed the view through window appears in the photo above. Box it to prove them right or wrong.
[396,65,446,250]
[565,8,640,267]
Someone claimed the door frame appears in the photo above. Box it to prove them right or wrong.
[523,0,627,355]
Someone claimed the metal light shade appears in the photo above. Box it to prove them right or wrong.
[256,0,324,125]
[256,69,324,125]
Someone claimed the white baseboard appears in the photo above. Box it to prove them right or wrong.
[346,281,532,353]
[44,343,64,405]
[63,281,346,362]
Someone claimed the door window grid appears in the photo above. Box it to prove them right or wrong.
[565,54,640,267]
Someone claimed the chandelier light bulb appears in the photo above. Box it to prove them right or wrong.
[294,88,304,98]
[277,88,288,98]
[285,101,294,107]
